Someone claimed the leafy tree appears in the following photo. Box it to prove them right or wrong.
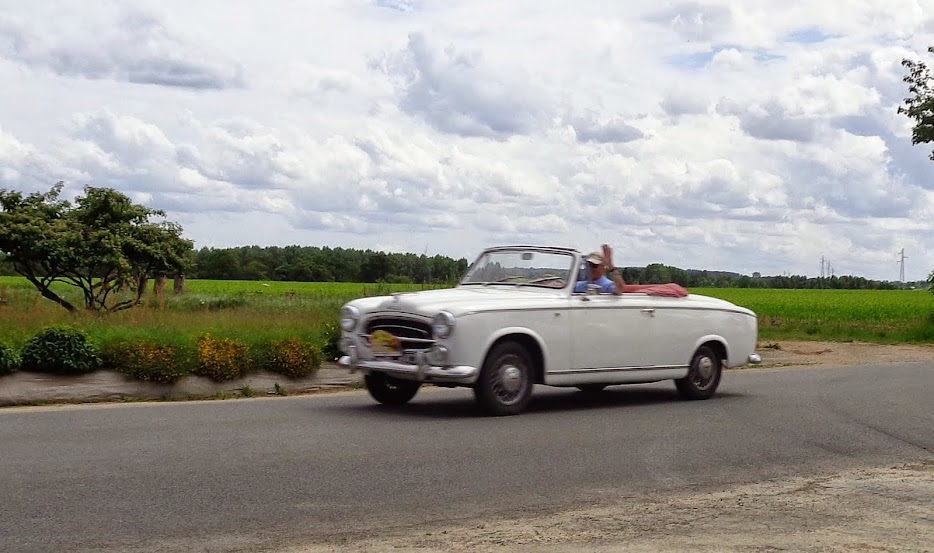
[899,47,934,293]
[196,248,242,280]
[0,183,193,312]
[0,251,17,276]
[361,251,390,283]
[899,46,934,160]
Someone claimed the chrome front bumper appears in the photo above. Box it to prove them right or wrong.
[338,346,479,384]
[748,352,762,364]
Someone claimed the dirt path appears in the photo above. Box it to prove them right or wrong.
[751,339,934,369]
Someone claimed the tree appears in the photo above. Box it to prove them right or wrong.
[899,46,934,160]
[899,47,934,294]
[0,183,193,312]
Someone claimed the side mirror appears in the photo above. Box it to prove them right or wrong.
[586,283,602,295]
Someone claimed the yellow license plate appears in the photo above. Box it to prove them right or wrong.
[369,330,402,357]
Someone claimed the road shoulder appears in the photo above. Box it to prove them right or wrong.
[292,460,934,552]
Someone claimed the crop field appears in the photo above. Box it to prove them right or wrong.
[1,277,933,346]
[693,287,934,343]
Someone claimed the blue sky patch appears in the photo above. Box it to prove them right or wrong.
[666,45,783,69]
[783,28,835,43]
[375,0,423,13]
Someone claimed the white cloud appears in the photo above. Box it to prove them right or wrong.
[570,112,645,144]
[0,5,244,89]
[1,0,933,280]
[372,32,552,139]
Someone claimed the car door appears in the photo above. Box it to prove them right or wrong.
[644,297,707,368]
[568,293,656,369]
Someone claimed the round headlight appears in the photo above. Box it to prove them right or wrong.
[340,305,360,332]
[432,311,456,339]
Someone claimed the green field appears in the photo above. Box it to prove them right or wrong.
[693,288,934,343]
[1,277,933,347]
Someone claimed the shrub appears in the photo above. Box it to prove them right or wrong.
[195,334,251,381]
[253,337,321,379]
[100,339,195,384]
[320,321,342,362]
[21,326,100,375]
[0,342,19,376]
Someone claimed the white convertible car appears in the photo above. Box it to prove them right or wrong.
[338,245,760,416]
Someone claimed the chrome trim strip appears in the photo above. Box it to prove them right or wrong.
[440,305,756,317]
[549,365,688,375]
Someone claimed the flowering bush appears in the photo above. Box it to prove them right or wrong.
[195,334,251,381]
[100,339,194,384]
[254,337,321,379]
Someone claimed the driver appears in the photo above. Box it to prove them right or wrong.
[574,244,626,295]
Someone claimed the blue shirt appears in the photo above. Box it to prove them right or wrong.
[574,275,615,294]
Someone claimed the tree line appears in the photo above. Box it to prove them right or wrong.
[174,247,910,289]
[189,245,470,284]
[0,239,912,290]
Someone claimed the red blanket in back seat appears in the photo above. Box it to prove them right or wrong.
[620,283,689,297]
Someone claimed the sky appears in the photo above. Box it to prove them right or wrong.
[1,0,934,281]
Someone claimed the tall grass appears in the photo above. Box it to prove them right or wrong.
[0,277,441,348]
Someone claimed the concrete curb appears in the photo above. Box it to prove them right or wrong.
[0,363,363,407]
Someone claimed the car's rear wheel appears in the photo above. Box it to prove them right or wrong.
[364,372,421,405]
[474,341,534,416]
[675,345,722,400]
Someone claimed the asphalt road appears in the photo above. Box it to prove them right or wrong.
[1,362,932,552]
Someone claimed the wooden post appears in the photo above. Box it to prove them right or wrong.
[173,275,185,294]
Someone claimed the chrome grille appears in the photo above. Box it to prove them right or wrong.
[365,317,434,352]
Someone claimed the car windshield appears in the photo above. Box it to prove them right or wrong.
[460,249,576,288]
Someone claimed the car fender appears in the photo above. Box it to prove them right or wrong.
[691,334,729,364]
[479,326,552,374]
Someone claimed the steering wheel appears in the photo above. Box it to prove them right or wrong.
[528,276,566,287]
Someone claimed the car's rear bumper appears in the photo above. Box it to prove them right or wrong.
[338,346,479,384]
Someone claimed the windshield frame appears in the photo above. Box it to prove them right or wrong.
[458,246,580,291]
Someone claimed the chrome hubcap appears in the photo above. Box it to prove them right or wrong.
[691,354,719,390]
[500,365,522,393]
[491,358,527,405]
[697,356,714,380]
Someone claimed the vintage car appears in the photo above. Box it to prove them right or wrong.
[337,245,760,416]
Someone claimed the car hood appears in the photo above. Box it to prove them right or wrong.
[362,286,566,317]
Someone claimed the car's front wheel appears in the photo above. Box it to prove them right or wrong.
[675,345,722,400]
[364,372,421,405]
[474,341,534,416]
